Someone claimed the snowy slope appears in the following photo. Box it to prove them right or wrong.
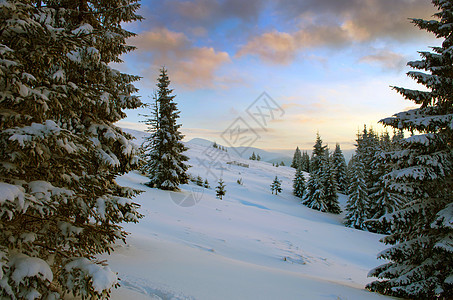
[103,132,391,300]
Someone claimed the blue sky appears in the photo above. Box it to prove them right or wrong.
[116,0,439,150]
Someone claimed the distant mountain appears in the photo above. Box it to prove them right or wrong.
[187,138,292,165]
[119,129,353,165]
[120,127,150,146]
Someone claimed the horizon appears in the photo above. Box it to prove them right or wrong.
[116,0,440,151]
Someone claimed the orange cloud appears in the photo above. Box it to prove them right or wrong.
[130,28,231,89]
[237,0,436,65]
[236,30,297,64]
[236,25,351,64]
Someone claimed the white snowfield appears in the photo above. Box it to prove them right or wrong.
[104,137,393,300]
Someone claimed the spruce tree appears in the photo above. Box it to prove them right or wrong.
[250,152,256,160]
[215,179,226,200]
[331,143,348,193]
[301,151,310,172]
[321,157,341,214]
[291,146,302,169]
[367,132,404,234]
[142,68,190,190]
[303,134,339,213]
[367,1,453,297]
[310,133,327,173]
[270,176,282,195]
[0,0,143,298]
[203,179,210,189]
[196,175,203,186]
[345,159,370,230]
[293,168,306,198]
[256,154,261,161]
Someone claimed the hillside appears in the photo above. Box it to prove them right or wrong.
[103,132,391,299]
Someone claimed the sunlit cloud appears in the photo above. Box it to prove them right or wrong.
[130,28,231,89]
[237,0,436,65]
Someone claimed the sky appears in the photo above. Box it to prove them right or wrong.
[116,0,440,151]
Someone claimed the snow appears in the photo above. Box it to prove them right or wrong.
[99,135,392,299]
[64,258,117,293]
[6,120,61,147]
[0,182,25,206]
[71,23,94,35]
[9,253,53,284]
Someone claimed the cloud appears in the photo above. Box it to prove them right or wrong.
[164,0,264,26]
[359,50,407,71]
[130,28,231,89]
[236,30,297,64]
[237,0,436,64]
[276,0,435,41]
[236,25,352,64]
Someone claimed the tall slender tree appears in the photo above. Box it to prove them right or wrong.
[216,179,226,200]
[367,1,453,298]
[142,68,190,190]
[345,159,370,230]
[293,168,306,198]
[270,176,282,195]
[0,0,143,298]
[300,151,310,172]
[291,146,302,169]
[331,143,348,193]
[303,134,340,213]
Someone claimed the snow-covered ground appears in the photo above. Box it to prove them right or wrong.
[103,138,392,299]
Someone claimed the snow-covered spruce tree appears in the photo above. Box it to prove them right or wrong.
[331,143,348,193]
[0,0,143,298]
[142,68,190,190]
[321,155,341,214]
[367,132,404,234]
[300,151,310,172]
[303,135,339,213]
[140,92,160,173]
[367,1,453,298]
[303,134,327,211]
[293,168,306,198]
[270,176,282,195]
[291,146,302,169]
[215,179,226,200]
[309,133,327,173]
[345,158,370,230]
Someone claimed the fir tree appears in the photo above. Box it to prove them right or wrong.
[321,157,341,214]
[270,176,282,195]
[303,134,339,213]
[366,132,404,234]
[280,161,285,166]
[293,168,306,198]
[301,151,310,172]
[203,179,210,189]
[367,2,453,298]
[310,133,327,173]
[256,154,261,161]
[291,146,302,169]
[213,142,218,148]
[0,0,143,298]
[142,68,190,190]
[141,93,160,173]
[250,152,256,160]
[345,159,370,230]
[331,143,348,193]
[215,179,226,200]
[196,175,203,186]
